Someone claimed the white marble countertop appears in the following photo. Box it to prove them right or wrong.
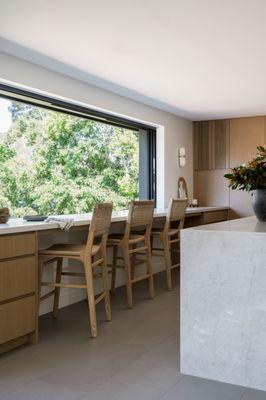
[181,215,266,390]
[0,206,228,235]
[186,215,266,233]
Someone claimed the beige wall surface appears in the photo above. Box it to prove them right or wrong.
[0,51,193,314]
[0,51,193,208]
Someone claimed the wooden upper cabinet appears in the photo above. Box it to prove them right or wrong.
[194,120,229,171]
[230,117,265,166]
[194,116,266,215]
[229,116,266,218]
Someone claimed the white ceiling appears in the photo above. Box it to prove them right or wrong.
[1,0,266,120]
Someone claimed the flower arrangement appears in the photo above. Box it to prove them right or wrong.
[224,145,266,191]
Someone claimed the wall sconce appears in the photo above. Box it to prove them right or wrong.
[178,147,186,167]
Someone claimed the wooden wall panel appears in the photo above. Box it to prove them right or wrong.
[194,116,265,217]
[214,120,230,169]
[194,170,229,207]
[193,119,230,207]
[194,121,211,170]
[230,117,264,165]
[229,117,265,219]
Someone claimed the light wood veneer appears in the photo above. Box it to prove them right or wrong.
[0,232,38,352]
[0,256,36,302]
[0,296,35,344]
[193,116,266,218]
[0,232,35,260]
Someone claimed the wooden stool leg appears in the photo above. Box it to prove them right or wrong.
[111,246,117,294]
[163,237,173,291]
[53,258,63,318]
[150,235,154,252]
[131,244,136,279]
[122,245,133,309]
[84,260,97,338]
[146,240,155,299]
[102,253,111,321]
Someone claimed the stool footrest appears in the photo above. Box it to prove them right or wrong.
[171,263,180,269]
[43,257,59,265]
[131,274,150,284]
[129,246,147,254]
[61,271,85,276]
[42,282,87,289]
[95,292,106,305]
[169,238,179,244]
[92,258,104,268]
[40,290,55,302]
[108,264,124,269]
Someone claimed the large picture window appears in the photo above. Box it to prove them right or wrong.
[0,85,156,217]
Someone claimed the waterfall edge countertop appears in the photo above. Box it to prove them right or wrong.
[184,215,266,233]
[0,206,228,235]
[180,215,266,391]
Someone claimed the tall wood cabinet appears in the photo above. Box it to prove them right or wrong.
[193,120,230,207]
[193,116,266,218]
[229,117,265,218]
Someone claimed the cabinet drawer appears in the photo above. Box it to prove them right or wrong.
[0,296,35,344]
[0,257,36,302]
[203,210,228,224]
[0,233,35,260]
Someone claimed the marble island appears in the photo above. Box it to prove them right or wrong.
[181,216,266,391]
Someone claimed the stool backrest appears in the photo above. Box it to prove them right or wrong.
[166,198,187,230]
[128,200,155,227]
[86,203,113,252]
[125,200,155,239]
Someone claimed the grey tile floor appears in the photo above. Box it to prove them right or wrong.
[0,273,265,400]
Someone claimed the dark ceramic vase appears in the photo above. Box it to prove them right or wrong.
[252,189,266,222]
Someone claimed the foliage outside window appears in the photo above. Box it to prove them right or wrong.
[0,100,140,217]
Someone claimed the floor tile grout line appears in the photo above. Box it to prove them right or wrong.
[239,388,247,400]
[158,375,186,399]
[82,330,179,395]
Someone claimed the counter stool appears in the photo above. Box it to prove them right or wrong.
[151,198,187,290]
[108,200,155,309]
[38,202,113,338]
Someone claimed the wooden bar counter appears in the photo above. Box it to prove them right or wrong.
[0,206,228,353]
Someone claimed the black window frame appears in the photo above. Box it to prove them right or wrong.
[0,83,157,203]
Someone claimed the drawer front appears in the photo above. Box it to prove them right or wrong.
[0,296,35,344]
[0,233,35,260]
[0,257,36,302]
[203,210,228,224]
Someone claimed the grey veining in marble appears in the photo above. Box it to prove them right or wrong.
[180,218,266,391]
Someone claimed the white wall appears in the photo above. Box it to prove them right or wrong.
[0,51,193,207]
[0,51,193,314]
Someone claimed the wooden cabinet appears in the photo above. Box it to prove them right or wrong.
[193,120,230,207]
[0,256,36,302]
[194,169,229,207]
[0,232,37,353]
[0,232,35,260]
[203,210,228,224]
[229,117,266,219]
[194,120,229,171]
[0,296,35,344]
[194,116,266,217]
